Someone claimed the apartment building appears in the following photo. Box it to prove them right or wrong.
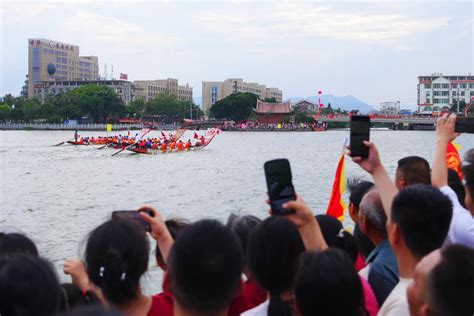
[133,78,193,102]
[202,78,283,115]
[28,38,99,98]
[417,74,474,114]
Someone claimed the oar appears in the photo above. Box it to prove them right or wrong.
[54,138,74,146]
[112,142,136,157]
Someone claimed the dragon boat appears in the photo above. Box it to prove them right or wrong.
[126,135,216,155]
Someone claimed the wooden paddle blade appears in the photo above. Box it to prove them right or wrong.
[54,142,65,146]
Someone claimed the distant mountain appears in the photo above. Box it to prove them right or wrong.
[289,94,375,113]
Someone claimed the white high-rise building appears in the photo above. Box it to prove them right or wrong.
[417,74,474,114]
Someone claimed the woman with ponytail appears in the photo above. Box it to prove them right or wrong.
[85,212,172,316]
[243,216,305,316]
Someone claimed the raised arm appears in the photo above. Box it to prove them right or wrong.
[350,141,398,221]
[280,194,328,251]
[432,114,458,188]
[139,206,174,264]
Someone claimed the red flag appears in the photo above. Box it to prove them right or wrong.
[194,131,199,139]
[446,142,462,179]
[326,146,346,221]
[161,131,166,137]
[120,73,128,80]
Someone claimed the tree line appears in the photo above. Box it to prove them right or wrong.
[0,85,202,123]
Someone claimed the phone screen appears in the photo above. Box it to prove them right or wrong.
[111,210,151,232]
[264,159,296,215]
[455,117,474,134]
[350,116,370,158]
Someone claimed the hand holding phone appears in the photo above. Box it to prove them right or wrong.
[264,159,296,215]
[350,115,370,158]
[111,209,154,232]
[455,117,474,134]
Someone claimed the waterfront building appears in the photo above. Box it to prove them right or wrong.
[417,74,474,114]
[254,99,292,124]
[33,80,133,105]
[202,78,283,115]
[133,78,193,102]
[379,101,400,115]
[28,38,99,98]
[293,99,317,112]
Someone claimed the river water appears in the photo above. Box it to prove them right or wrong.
[1,130,473,294]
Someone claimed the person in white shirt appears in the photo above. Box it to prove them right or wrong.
[351,140,453,316]
[431,113,474,248]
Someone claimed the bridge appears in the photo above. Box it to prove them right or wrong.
[317,116,438,125]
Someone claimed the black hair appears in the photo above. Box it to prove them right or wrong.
[0,254,62,316]
[0,232,38,257]
[294,249,364,316]
[247,216,305,316]
[168,219,243,313]
[447,168,466,207]
[461,149,474,206]
[391,184,452,258]
[353,224,375,259]
[85,219,149,305]
[58,283,100,313]
[428,244,474,316]
[226,214,261,255]
[65,306,124,316]
[315,215,358,263]
[396,156,431,186]
[347,179,375,212]
[155,219,189,267]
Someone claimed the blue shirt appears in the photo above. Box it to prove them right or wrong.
[366,239,399,306]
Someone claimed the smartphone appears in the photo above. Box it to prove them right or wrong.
[350,115,370,158]
[111,210,153,232]
[455,117,474,133]
[264,159,296,215]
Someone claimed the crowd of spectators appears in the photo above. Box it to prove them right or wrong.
[1,113,473,316]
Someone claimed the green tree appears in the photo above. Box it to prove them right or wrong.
[2,94,15,106]
[264,97,278,103]
[67,85,125,122]
[127,99,146,118]
[0,104,12,121]
[22,98,41,121]
[450,100,467,113]
[210,92,258,121]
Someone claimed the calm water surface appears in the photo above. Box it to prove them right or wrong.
[1,130,473,294]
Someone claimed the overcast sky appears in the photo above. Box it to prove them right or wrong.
[1,0,473,106]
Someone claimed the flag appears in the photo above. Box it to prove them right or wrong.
[120,73,128,80]
[194,131,199,139]
[277,123,282,129]
[161,131,166,137]
[106,124,112,132]
[326,142,347,222]
[446,142,462,179]
[127,130,130,137]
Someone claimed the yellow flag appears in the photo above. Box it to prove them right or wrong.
[106,124,112,132]
[277,123,282,129]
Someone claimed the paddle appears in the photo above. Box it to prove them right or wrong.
[54,138,74,146]
[111,142,136,157]
[97,144,108,149]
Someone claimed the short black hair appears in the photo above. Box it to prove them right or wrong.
[428,244,474,316]
[155,219,189,266]
[85,219,149,305]
[294,249,364,316]
[226,214,261,255]
[396,156,431,186]
[59,283,100,313]
[391,184,452,257]
[316,215,358,263]
[447,168,466,207]
[0,232,38,257]
[248,217,305,316]
[168,219,243,313]
[461,149,474,203]
[0,254,62,316]
[348,179,375,212]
